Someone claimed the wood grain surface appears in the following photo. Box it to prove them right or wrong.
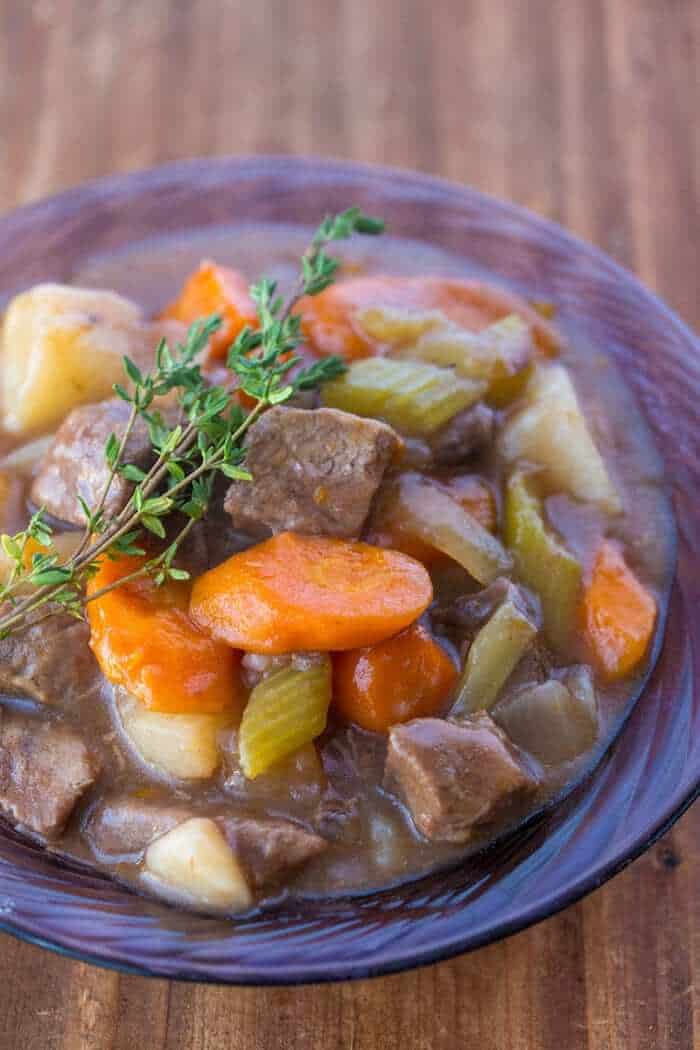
[0,1,698,1047]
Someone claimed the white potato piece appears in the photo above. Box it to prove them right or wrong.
[500,365,621,512]
[144,817,253,911]
[1,284,144,434]
[0,435,54,477]
[494,678,598,766]
[116,690,232,780]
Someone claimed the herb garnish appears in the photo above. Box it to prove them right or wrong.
[0,207,384,639]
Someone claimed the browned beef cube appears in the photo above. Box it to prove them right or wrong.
[31,398,156,526]
[430,403,495,465]
[224,406,400,538]
[85,794,192,860]
[0,612,103,705]
[0,711,99,837]
[385,715,536,844]
[218,816,326,888]
[314,724,387,843]
[431,577,512,633]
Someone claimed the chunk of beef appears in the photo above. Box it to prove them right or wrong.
[431,577,512,632]
[218,816,326,888]
[314,791,362,844]
[224,406,400,538]
[0,710,99,837]
[0,611,103,705]
[85,794,192,860]
[431,579,538,664]
[320,723,388,792]
[430,403,495,465]
[314,725,387,843]
[31,398,158,526]
[173,496,254,578]
[385,715,536,843]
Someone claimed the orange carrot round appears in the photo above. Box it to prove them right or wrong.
[161,261,258,360]
[295,276,561,360]
[189,532,433,654]
[87,554,244,714]
[333,623,458,733]
[582,540,657,679]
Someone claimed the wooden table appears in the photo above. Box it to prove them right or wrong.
[0,1,698,1047]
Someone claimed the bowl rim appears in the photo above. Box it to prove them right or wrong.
[2,779,696,986]
[0,154,697,984]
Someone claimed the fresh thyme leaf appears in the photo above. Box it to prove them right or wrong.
[119,463,148,482]
[1,535,20,561]
[220,464,253,481]
[105,433,120,468]
[292,355,346,390]
[267,385,294,406]
[166,567,190,582]
[141,514,166,539]
[29,567,73,587]
[123,356,143,386]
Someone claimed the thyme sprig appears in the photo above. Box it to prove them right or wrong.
[0,207,384,639]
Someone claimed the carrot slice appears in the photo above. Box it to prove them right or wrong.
[333,623,458,733]
[582,541,657,679]
[295,276,561,360]
[189,532,433,654]
[161,261,258,360]
[87,554,244,714]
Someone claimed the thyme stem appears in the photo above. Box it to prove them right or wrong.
[0,207,385,640]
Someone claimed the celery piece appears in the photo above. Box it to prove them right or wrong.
[390,473,512,583]
[239,657,332,779]
[322,357,486,436]
[452,592,538,716]
[397,314,534,407]
[494,678,598,765]
[500,364,621,512]
[355,305,444,346]
[503,471,582,653]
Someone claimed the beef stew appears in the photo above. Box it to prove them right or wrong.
[0,221,673,915]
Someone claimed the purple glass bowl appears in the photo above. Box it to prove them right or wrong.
[0,157,697,984]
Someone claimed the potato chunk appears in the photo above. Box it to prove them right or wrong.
[0,435,54,476]
[116,690,231,780]
[1,284,143,434]
[494,678,598,765]
[144,817,253,911]
[500,365,621,512]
